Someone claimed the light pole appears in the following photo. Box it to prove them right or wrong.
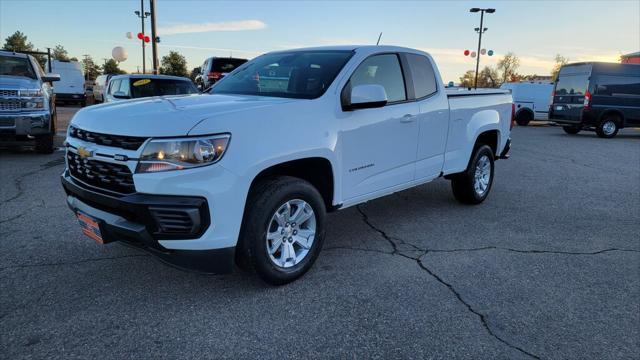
[150,0,159,74]
[134,0,150,74]
[470,7,495,89]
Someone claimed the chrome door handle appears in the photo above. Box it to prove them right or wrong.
[400,114,415,123]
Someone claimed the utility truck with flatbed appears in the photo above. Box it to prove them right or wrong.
[61,45,513,284]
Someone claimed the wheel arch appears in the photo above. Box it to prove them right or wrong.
[599,109,625,128]
[515,107,534,122]
[247,157,336,212]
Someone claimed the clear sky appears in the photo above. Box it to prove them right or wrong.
[1,0,638,82]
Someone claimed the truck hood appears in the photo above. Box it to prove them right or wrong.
[0,76,40,89]
[71,94,298,137]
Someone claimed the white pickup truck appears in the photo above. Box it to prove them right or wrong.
[62,46,513,284]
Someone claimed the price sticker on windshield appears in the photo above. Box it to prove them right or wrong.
[132,79,151,87]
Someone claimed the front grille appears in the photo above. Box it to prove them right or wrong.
[149,207,199,234]
[67,151,135,194]
[0,100,21,111]
[0,89,19,97]
[69,126,148,151]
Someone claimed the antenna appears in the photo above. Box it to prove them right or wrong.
[376,32,383,45]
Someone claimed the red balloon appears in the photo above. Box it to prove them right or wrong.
[137,32,144,40]
[464,50,470,56]
[144,36,150,43]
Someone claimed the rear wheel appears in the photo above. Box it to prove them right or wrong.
[596,116,619,138]
[562,126,581,135]
[240,176,326,285]
[515,110,532,126]
[451,145,495,205]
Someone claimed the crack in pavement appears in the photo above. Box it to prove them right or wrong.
[1,156,65,204]
[355,204,542,359]
[0,254,150,271]
[0,200,45,225]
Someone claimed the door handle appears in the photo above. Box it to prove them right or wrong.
[400,114,415,123]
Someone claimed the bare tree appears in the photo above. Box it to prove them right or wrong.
[551,54,569,81]
[496,52,520,84]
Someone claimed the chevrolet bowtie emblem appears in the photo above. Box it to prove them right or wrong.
[77,146,93,159]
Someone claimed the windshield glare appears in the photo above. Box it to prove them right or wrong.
[0,55,36,79]
[130,78,198,98]
[210,50,354,99]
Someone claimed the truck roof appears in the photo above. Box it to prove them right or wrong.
[0,50,30,59]
[269,45,427,55]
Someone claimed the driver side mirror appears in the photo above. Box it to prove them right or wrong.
[112,91,130,99]
[343,84,388,111]
[42,73,60,82]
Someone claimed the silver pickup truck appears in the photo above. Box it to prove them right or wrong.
[0,50,60,153]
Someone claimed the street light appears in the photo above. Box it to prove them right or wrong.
[469,7,495,88]
[134,1,151,74]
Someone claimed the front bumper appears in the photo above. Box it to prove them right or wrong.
[61,171,235,273]
[0,111,51,136]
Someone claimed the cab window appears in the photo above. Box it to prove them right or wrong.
[405,53,437,98]
[349,54,406,103]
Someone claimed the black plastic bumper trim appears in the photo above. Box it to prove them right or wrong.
[61,171,210,240]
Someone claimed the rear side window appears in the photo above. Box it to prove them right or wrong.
[594,76,640,97]
[405,53,437,98]
[350,54,406,102]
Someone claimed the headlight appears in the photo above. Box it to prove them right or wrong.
[23,99,44,109]
[22,89,43,97]
[136,134,230,173]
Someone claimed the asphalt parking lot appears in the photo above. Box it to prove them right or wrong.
[1,110,638,359]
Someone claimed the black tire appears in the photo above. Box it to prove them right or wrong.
[562,126,581,135]
[451,145,495,205]
[515,110,532,126]
[34,133,54,154]
[240,176,326,285]
[595,116,620,138]
[80,100,86,107]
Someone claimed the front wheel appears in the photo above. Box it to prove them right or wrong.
[563,126,581,135]
[451,145,495,205]
[241,176,326,285]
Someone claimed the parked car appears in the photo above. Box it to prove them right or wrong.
[500,81,554,126]
[103,74,199,102]
[195,57,247,90]
[61,46,513,284]
[46,59,86,106]
[93,74,114,103]
[0,50,60,153]
[549,62,640,138]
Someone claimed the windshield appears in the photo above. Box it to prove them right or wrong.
[129,78,199,98]
[211,50,354,99]
[211,58,247,73]
[0,55,36,79]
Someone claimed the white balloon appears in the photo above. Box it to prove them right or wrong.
[126,32,133,39]
[480,48,486,55]
[112,46,128,62]
[470,51,477,58]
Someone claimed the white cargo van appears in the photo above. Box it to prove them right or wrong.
[500,81,553,126]
[46,60,86,106]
